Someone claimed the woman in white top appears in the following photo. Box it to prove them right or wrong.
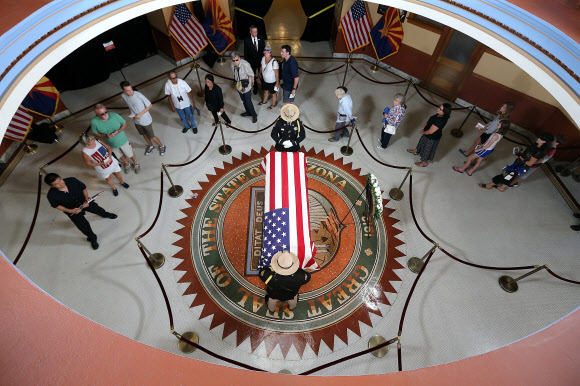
[256,45,280,109]
[453,120,510,176]
[80,133,129,196]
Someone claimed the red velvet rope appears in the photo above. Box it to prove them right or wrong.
[137,170,164,239]
[224,118,277,133]
[45,125,90,166]
[350,66,407,85]
[138,245,174,328]
[299,336,398,375]
[200,66,235,81]
[12,173,42,265]
[354,128,410,170]
[545,267,580,285]
[166,125,219,167]
[298,64,345,74]
[411,83,470,110]
[303,123,350,133]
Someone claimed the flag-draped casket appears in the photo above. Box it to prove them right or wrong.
[258,151,319,271]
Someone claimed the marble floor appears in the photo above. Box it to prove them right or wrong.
[1,54,579,376]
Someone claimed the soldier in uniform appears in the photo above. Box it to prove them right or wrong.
[271,104,305,152]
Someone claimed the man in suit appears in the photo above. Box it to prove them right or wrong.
[244,25,265,95]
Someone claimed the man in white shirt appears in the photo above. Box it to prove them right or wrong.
[120,81,166,156]
[329,86,353,142]
[164,71,198,134]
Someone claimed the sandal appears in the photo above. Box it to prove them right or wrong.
[407,149,418,155]
[466,170,473,176]
[267,104,277,110]
[452,166,463,174]
[415,162,428,167]
[478,183,490,189]
[257,101,267,106]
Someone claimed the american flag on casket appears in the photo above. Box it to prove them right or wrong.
[258,151,319,271]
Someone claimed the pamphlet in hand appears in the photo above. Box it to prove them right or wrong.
[476,123,485,130]
[129,113,135,118]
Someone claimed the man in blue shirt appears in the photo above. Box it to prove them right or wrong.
[280,45,299,104]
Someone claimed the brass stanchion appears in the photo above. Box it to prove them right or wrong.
[369,59,380,72]
[278,370,292,374]
[407,244,437,274]
[368,335,389,358]
[136,238,165,269]
[51,124,64,134]
[217,118,231,155]
[217,55,226,64]
[450,105,476,138]
[161,164,183,198]
[39,165,48,175]
[340,121,356,156]
[174,330,199,354]
[24,142,38,155]
[191,61,205,97]
[389,167,412,201]
[499,265,547,293]
[403,79,413,100]
[341,54,352,87]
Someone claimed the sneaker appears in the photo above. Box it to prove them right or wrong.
[192,127,198,134]
[328,138,338,142]
[113,189,119,196]
[107,213,118,219]
[377,139,382,144]
[377,145,385,149]
[121,182,129,189]
[123,163,131,174]
[182,127,189,133]
[159,145,166,156]
[508,182,519,189]
[134,164,141,174]
[144,146,154,155]
[252,116,257,123]
[91,240,99,250]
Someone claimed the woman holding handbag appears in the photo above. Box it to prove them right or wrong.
[377,93,406,149]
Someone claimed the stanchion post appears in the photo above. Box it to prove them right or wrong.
[389,167,412,201]
[217,118,232,155]
[136,238,165,269]
[51,124,64,134]
[450,105,476,138]
[173,330,199,354]
[191,60,205,97]
[341,54,352,87]
[369,59,380,73]
[161,164,183,198]
[340,121,355,156]
[407,243,437,273]
[499,265,547,293]
[403,79,413,100]
[217,55,226,64]
[39,165,48,175]
[24,141,38,155]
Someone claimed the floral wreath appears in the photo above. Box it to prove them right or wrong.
[366,173,383,220]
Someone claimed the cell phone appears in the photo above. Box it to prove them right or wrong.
[129,113,135,118]
[476,123,484,129]
[289,93,295,99]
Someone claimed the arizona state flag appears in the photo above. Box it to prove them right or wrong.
[21,76,60,118]
[370,7,404,61]
[203,0,235,55]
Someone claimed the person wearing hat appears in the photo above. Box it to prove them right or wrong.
[243,25,265,95]
[259,251,311,312]
[256,46,279,109]
[271,104,305,152]
[329,86,353,142]
[479,132,554,192]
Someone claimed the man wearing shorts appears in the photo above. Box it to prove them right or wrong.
[280,45,299,104]
[120,81,166,156]
[91,104,141,174]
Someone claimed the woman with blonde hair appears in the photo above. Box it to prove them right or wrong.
[459,102,515,157]
[80,133,129,196]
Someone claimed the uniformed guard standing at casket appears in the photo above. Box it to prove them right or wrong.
[271,104,305,152]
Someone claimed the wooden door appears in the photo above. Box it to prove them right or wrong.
[424,29,483,99]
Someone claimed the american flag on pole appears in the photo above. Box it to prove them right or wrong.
[340,0,372,52]
[4,105,33,142]
[169,4,208,58]
[258,151,319,271]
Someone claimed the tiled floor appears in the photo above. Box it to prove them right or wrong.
[2,54,579,376]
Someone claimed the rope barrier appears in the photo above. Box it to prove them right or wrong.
[45,125,91,166]
[138,244,174,328]
[350,66,407,85]
[410,83,470,110]
[298,64,345,75]
[303,123,350,134]
[12,173,42,265]
[396,247,436,372]
[354,128,410,170]
[545,267,580,285]
[137,170,164,239]
[166,125,219,168]
[299,337,398,375]
[200,66,235,82]
[225,118,277,133]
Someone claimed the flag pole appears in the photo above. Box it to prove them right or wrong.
[370,58,380,72]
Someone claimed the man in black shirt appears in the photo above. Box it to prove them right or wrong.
[271,104,305,152]
[45,173,117,250]
[259,251,311,312]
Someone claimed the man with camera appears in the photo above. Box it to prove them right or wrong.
[164,71,199,134]
[231,51,257,123]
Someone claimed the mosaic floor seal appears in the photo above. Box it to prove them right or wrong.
[173,148,405,358]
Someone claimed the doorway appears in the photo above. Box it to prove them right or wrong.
[263,0,307,40]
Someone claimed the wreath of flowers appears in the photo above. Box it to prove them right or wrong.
[366,173,383,220]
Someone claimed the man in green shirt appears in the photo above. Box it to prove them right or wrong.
[91,104,141,174]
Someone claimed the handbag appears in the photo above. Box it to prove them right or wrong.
[235,78,249,92]
[384,124,396,135]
